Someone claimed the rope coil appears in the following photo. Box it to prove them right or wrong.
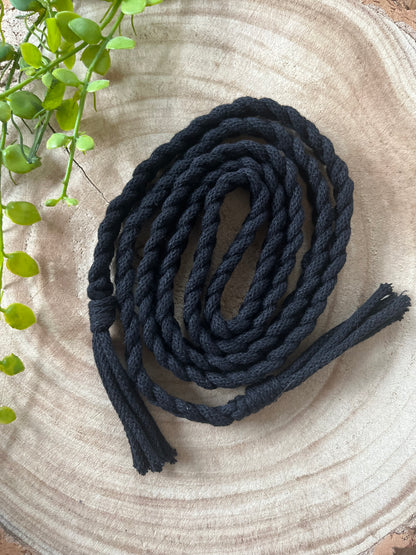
[87,97,410,475]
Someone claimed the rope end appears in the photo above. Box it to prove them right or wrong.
[373,283,411,327]
[132,445,177,476]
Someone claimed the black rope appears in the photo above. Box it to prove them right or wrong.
[87,97,410,475]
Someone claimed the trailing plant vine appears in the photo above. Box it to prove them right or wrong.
[0,0,163,423]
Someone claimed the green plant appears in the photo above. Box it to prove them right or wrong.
[0,0,164,422]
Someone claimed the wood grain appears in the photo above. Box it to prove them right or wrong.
[1,1,416,553]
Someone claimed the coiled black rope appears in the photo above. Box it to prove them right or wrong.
[87,97,410,475]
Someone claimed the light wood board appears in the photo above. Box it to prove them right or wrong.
[1,1,415,553]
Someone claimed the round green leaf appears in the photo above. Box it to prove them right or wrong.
[5,201,41,225]
[42,79,66,110]
[44,198,59,207]
[8,90,43,119]
[106,36,135,50]
[0,354,25,376]
[0,43,15,62]
[10,0,43,11]
[20,42,42,68]
[52,68,80,87]
[64,197,78,206]
[68,17,102,45]
[3,303,36,330]
[76,134,94,152]
[0,101,11,123]
[86,79,109,93]
[46,18,61,53]
[56,98,78,131]
[6,251,39,278]
[56,11,81,44]
[0,406,16,424]
[81,45,111,76]
[121,0,146,14]
[2,144,41,174]
[47,132,71,149]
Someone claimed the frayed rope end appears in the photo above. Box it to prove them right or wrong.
[130,435,178,476]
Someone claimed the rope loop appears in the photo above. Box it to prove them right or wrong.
[87,97,410,474]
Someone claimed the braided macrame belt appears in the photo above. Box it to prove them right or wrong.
[87,96,410,475]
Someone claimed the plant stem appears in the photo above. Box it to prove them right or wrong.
[0,1,5,46]
[0,0,124,102]
[60,7,124,201]
[99,1,122,30]
[0,42,86,101]
[28,110,52,161]
[0,51,23,282]
[0,13,41,298]
[10,113,30,161]
[0,123,7,299]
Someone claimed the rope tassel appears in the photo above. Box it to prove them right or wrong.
[87,97,410,475]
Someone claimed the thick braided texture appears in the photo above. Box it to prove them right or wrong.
[87,97,410,475]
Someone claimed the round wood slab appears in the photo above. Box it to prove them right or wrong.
[1,1,415,553]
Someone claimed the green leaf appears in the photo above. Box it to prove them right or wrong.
[68,17,102,45]
[121,0,146,14]
[86,79,109,93]
[3,303,36,330]
[46,132,71,149]
[0,43,15,62]
[64,197,78,206]
[146,0,163,4]
[20,42,42,68]
[23,68,37,77]
[52,68,80,87]
[19,57,30,70]
[8,90,43,119]
[46,18,61,53]
[4,201,41,225]
[106,36,135,50]
[0,354,25,376]
[0,406,16,424]
[42,79,65,110]
[51,0,73,11]
[81,45,111,76]
[76,134,94,152]
[0,101,11,123]
[44,198,59,207]
[10,0,43,11]
[6,251,39,278]
[63,53,76,70]
[2,145,41,174]
[56,98,78,131]
[41,72,54,88]
[56,11,81,44]
[59,40,76,69]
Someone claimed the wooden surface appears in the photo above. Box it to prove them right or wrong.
[1,1,416,553]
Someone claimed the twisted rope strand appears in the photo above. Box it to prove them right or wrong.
[87,97,410,475]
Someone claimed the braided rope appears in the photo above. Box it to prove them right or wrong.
[87,97,410,475]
